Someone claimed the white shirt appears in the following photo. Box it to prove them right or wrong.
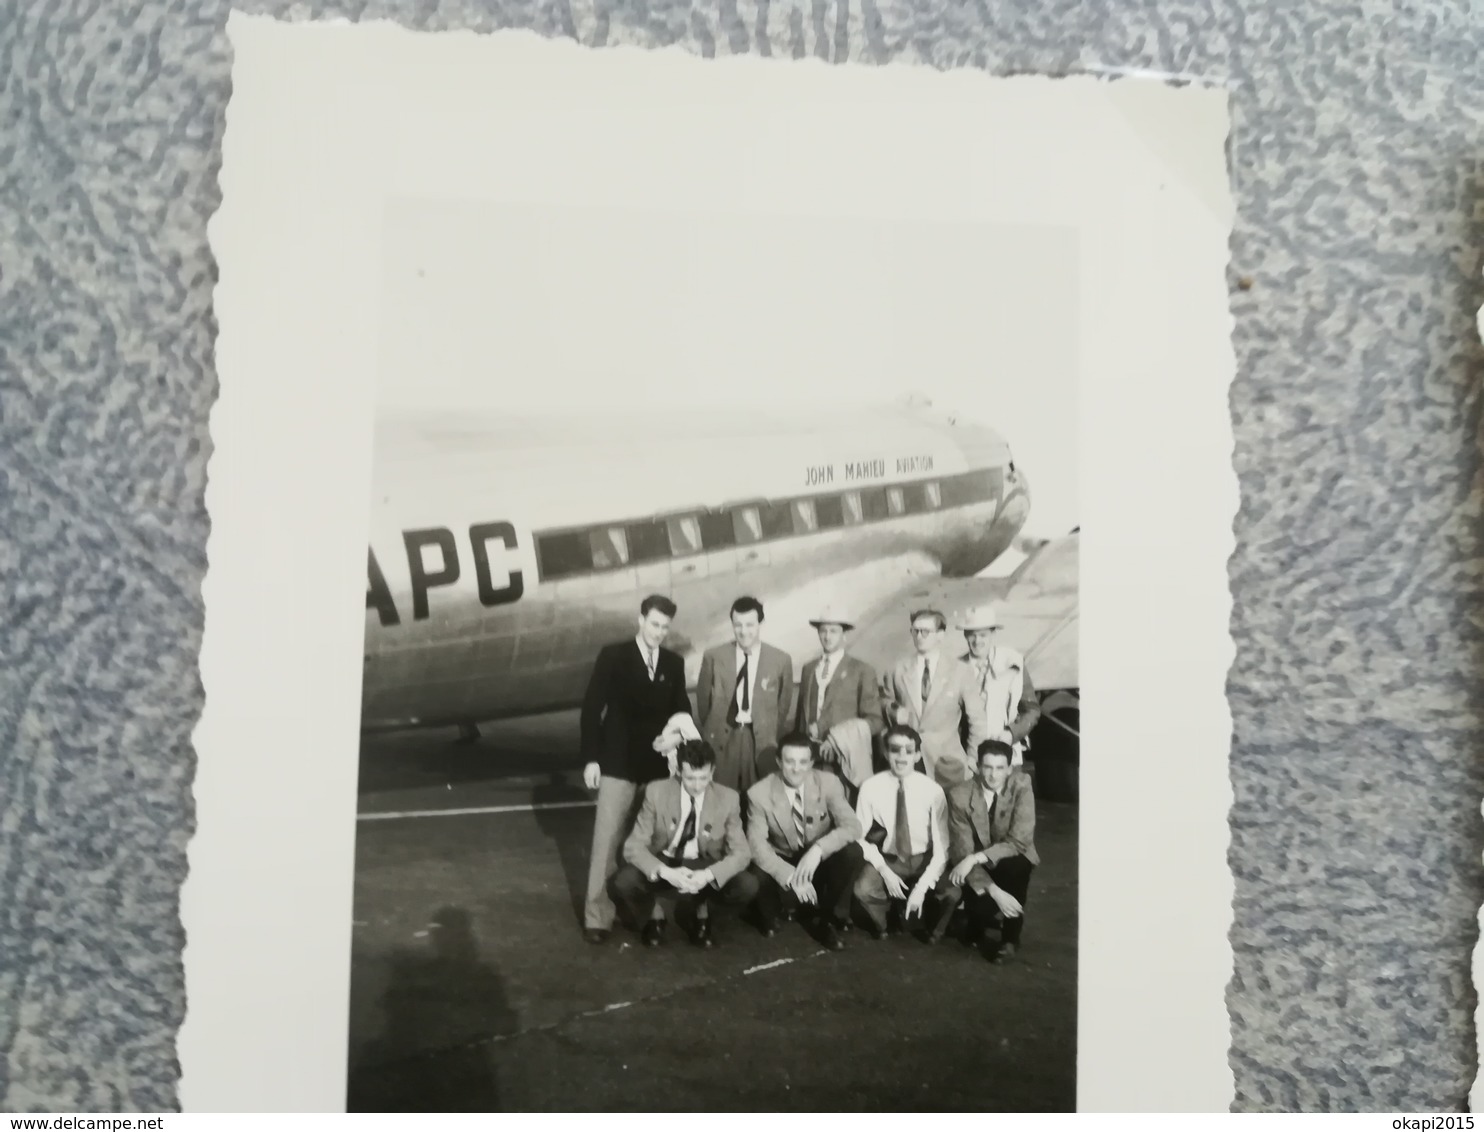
[665,788,706,859]
[854,770,948,889]
[734,644,761,723]
[635,636,658,680]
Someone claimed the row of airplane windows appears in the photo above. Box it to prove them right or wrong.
[535,467,1001,581]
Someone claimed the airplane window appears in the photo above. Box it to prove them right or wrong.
[860,487,889,522]
[536,530,593,580]
[733,507,763,544]
[960,469,995,503]
[924,482,942,509]
[887,487,906,516]
[626,521,670,564]
[666,516,703,557]
[790,499,818,533]
[589,527,630,570]
[700,510,736,549]
[816,495,845,529]
[759,502,793,540]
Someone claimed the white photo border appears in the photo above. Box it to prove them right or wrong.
[183,15,1238,1112]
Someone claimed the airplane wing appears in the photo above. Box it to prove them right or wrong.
[848,531,1079,691]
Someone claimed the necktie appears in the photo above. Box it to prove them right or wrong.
[791,789,806,845]
[893,779,912,861]
[675,799,697,859]
[738,654,751,711]
[646,648,656,681]
[920,659,932,707]
[812,655,833,723]
[987,792,997,833]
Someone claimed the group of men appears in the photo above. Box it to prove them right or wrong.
[577,593,1043,961]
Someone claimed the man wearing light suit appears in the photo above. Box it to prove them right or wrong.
[794,605,882,798]
[958,604,1040,766]
[612,739,758,949]
[746,732,864,950]
[880,608,989,788]
[696,596,795,795]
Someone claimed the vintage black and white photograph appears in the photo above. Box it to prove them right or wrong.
[345,203,1080,1110]
[187,21,1237,1112]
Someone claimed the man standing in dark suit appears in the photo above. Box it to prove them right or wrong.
[579,594,694,945]
[695,596,794,795]
[745,732,863,950]
[612,739,757,949]
[934,739,1039,963]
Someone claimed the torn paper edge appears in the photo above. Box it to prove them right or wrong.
[182,16,1239,1112]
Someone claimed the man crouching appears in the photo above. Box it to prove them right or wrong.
[936,739,1039,963]
[611,739,757,949]
[745,731,864,951]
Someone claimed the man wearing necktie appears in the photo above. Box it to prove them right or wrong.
[850,724,949,940]
[578,595,695,945]
[695,596,795,797]
[612,739,757,948]
[957,605,1040,766]
[880,609,989,789]
[745,732,864,950]
[793,606,882,800]
[936,739,1039,963]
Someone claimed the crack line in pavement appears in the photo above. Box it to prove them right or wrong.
[356,947,831,1074]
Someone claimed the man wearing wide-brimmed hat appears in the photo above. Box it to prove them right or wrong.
[957,604,1040,765]
[794,604,882,795]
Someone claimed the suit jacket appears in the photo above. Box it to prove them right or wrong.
[696,641,794,761]
[881,654,989,787]
[623,777,751,886]
[795,653,884,740]
[958,649,1041,745]
[946,771,1039,867]
[580,640,693,782]
[746,769,862,886]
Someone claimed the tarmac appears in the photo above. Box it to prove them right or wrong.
[348,712,1078,1111]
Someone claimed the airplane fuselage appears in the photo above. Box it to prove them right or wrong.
[362,405,1030,731]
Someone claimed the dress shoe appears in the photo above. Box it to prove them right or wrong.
[582,928,610,945]
[758,919,779,939]
[866,924,886,941]
[816,921,845,951]
[689,920,716,949]
[642,920,666,948]
[992,941,1019,965]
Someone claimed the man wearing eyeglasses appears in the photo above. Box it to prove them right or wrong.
[880,609,988,788]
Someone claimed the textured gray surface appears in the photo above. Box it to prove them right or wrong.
[3,0,1483,1113]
